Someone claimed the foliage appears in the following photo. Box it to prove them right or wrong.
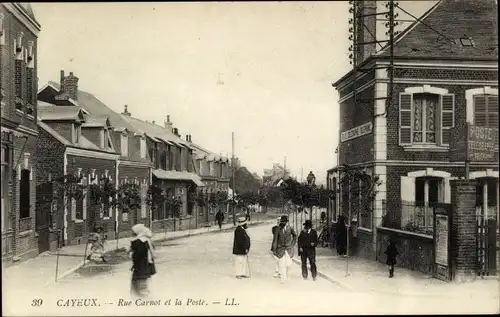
[168,196,183,218]
[54,174,86,202]
[336,164,382,217]
[230,166,261,194]
[88,177,141,213]
[193,190,207,208]
[146,184,167,211]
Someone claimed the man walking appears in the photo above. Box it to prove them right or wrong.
[271,217,281,278]
[215,209,224,230]
[298,220,318,280]
[233,216,251,279]
[271,215,297,283]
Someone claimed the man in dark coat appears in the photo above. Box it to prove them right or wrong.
[298,220,318,280]
[271,217,281,278]
[233,216,251,279]
[215,209,224,230]
[336,215,347,256]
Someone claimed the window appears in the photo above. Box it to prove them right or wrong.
[160,151,167,170]
[19,169,30,219]
[105,129,111,149]
[399,90,454,147]
[476,178,498,208]
[140,137,147,159]
[0,13,5,46]
[415,177,441,207]
[474,95,498,128]
[100,130,105,148]
[121,133,128,156]
[140,183,147,219]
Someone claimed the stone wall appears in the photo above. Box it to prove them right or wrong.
[376,227,434,275]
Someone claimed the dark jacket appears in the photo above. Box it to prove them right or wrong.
[233,226,251,255]
[385,243,399,265]
[271,225,279,251]
[297,229,318,255]
[130,239,152,280]
[216,211,224,222]
[271,225,297,258]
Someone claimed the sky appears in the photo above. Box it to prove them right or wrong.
[32,1,435,184]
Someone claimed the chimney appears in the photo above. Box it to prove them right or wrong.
[122,105,131,116]
[164,115,173,132]
[355,0,377,66]
[152,120,156,125]
[60,70,79,100]
[60,70,65,88]
[185,135,189,142]
[173,128,178,136]
[189,135,192,142]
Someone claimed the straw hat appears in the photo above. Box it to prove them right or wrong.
[238,216,247,225]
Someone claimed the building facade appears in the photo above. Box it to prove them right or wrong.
[1,3,41,266]
[329,0,498,260]
[36,70,153,248]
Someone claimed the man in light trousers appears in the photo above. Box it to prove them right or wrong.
[271,215,297,283]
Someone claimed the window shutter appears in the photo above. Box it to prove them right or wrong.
[399,93,413,145]
[441,94,455,145]
[400,176,416,203]
[83,188,87,220]
[71,198,77,220]
[474,95,487,126]
[487,95,498,128]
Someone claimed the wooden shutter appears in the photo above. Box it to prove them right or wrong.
[441,94,455,145]
[487,95,498,128]
[399,93,413,145]
[474,95,488,126]
[400,176,416,203]
[141,184,147,219]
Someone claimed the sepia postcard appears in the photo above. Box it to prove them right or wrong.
[1,1,499,316]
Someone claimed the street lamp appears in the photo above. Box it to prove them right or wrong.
[306,171,316,222]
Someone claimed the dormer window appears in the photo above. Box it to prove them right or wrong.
[73,123,81,144]
[121,132,129,156]
[140,136,147,159]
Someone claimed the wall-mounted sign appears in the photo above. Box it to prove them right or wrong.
[449,123,499,162]
[341,122,373,143]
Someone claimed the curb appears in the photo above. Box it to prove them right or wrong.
[291,257,355,291]
[291,257,500,299]
[45,220,272,287]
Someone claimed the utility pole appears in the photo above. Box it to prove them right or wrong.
[231,132,236,226]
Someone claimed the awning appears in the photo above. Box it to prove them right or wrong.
[152,169,205,187]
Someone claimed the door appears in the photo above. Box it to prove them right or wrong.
[35,183,52,253]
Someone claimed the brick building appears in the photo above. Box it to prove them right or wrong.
[1,3,41,266]
[187,140,230,224]
[36,71,153,248]
[119,112,208,231]
[328,0,498,260]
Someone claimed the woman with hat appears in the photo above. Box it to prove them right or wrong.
[271,215,297,283]
[232,216,251,279]
[129,224,156,296]
[297,220,318,280]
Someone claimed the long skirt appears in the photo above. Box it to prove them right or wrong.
[131,278,149,296]
[234,255,249,277]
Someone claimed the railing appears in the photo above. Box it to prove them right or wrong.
[19,217,32,232]
[476,205,498,220]
[382,200,435,235]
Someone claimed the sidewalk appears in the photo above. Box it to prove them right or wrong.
[2,219,273,290]
[293,247,499,299]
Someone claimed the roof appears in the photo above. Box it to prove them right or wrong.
[377,0,498,60]
[38,102,85,121]
[152,169,205,187]
[17,3,40,25]
[120,115,188,147]
[47,81,135,132]
[82,116,111,128]
[333,0,498,87]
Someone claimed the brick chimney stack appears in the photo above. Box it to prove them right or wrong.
[355,0,377,65]
[173,128,179,136]
[122,105,131,116]
[164,115,173,132]
[60,70,79,100]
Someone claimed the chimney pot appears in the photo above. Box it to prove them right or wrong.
[152,120,156,125]
[186,135,189,141]
[173,128,178,136]
[69,72,74,76]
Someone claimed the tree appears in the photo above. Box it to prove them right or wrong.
[146,184,167,220]
[336,164,382,223]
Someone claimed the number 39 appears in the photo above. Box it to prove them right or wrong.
[31,299,43,307]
